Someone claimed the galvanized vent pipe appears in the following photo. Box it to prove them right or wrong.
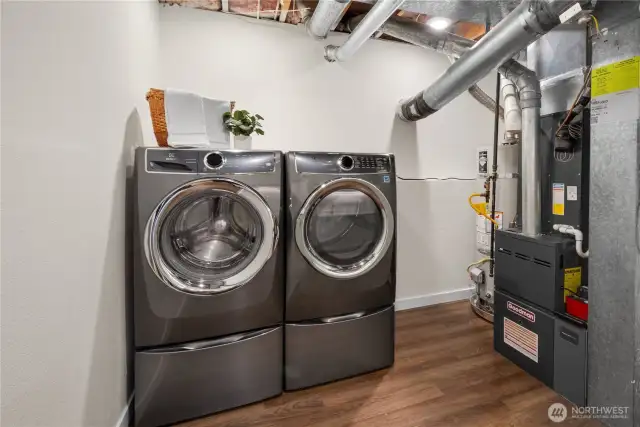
[499,59,541,236]
[306,0,351,39]
[396,0,576,121]
[324,0,405,62]
[348,14,475,58]
[348,14,504,118]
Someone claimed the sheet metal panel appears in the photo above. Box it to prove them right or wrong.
[588,15,640,427]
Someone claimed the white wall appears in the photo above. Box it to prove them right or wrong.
[1,2,158,426]
[158,6,518,307]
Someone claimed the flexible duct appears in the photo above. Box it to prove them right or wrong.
[499,59,541,236]
[467,83,505,119]
[324,0,405,62]
[397,0,578,121]
[306,0,351,40]
[501,75,522,144]
[347,14,504,119]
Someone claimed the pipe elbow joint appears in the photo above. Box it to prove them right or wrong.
[500,60,541,109]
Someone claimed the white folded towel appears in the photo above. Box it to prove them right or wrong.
[163,88,231,148]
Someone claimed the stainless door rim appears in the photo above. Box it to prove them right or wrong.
[295,177,394,279]
[145,178,278,295]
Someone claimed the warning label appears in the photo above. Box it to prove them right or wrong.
[564,267,582,300]
[504,317,539,363]
[591,56,640,98]
[553,183,565,216]
[591,56,640,126]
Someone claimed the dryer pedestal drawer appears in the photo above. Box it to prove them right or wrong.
[135,326,282,427]
[285,305,394,391]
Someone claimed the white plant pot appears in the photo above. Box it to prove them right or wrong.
[232,134,253,150]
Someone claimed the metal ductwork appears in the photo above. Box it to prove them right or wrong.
[324,0,405,62]
[499,59,541,236]
[348,14,504,118]
[397,0,578,122]
[448,56,505,119]
[306,0,351,39]
[357,0,520,25]
[348,14,474,57]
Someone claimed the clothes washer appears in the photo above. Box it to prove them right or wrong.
[284,151,396,390]
[133,148,283,426]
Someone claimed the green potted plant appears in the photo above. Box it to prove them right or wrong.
[222,109,264,149]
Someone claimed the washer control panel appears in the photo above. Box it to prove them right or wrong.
[295,152,392,174]
[145,149,277,174]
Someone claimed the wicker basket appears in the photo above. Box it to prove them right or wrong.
[146,88,235,147]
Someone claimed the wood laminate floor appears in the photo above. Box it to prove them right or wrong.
[178,301,602,427]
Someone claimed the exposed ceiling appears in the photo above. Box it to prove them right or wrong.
[159,0,516,40]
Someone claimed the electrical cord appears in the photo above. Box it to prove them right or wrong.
[466,257,490,274]
[555,67,592,137]
[396,176,476,181]
[397,176,516,181]
[590,14,600,37]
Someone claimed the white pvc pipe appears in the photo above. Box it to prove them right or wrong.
[500,75,522,144]
[553,224,589,258]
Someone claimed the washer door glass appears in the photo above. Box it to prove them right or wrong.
[296,178,394,279]
[146,179,276,294]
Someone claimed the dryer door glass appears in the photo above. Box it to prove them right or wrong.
[146,178,277,294]
[296,177,394,279]
[307,189,382,267]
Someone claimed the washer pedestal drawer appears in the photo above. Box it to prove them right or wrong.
[285,305,394,391]
[135,326,282,427]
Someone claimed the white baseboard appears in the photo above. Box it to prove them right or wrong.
[395,287,472,311]
[116,395,134,427]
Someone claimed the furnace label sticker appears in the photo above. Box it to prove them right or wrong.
[504,317,539,363]
[591,56,639,98]
[591,89,640,125]
[591,56,640,125]
[553,183,565,216]
[564,267,582,300]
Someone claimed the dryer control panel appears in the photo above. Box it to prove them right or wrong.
[295,152,392,174]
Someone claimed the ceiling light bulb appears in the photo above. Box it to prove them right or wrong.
[427,17,453,31]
